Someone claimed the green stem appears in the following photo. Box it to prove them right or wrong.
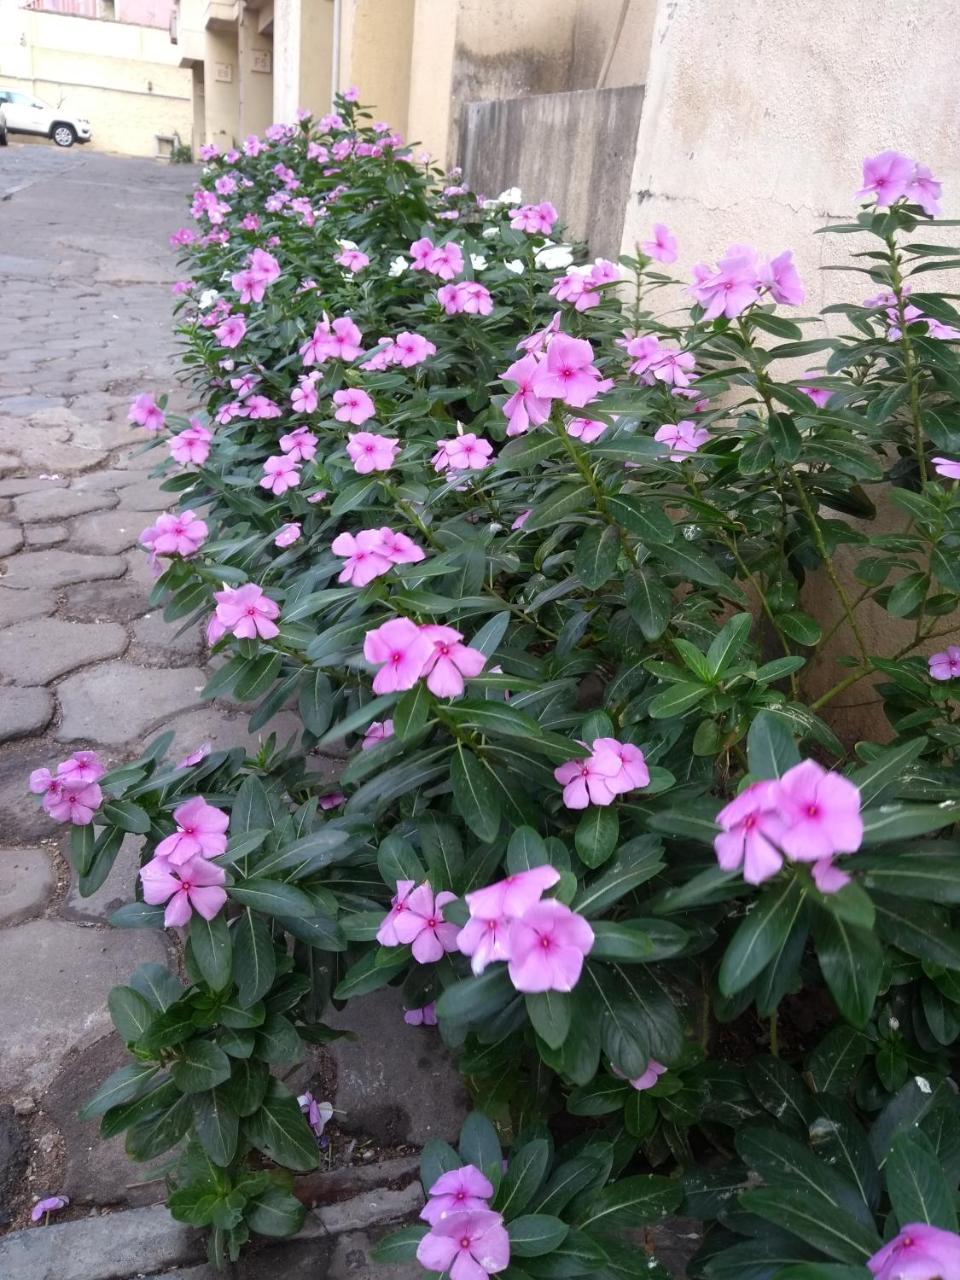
[887,234,928,484]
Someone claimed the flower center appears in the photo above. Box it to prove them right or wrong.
[806,804,820,818]
[539,935,553,951]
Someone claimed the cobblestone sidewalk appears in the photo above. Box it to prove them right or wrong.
[0,149,464,1278]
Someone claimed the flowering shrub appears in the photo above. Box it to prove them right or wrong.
[30,95,960,1274]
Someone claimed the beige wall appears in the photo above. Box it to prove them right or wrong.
[237,4,273,135]
[337,0,415,135]
[0,5,192,154]
[272,0,333,123]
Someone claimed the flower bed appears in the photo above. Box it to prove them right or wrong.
[29,99,960,1278]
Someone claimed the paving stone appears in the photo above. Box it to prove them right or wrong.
[1,549,126,590]
[0,521,23,557]
[0,846,55,924]
[41,1036,166,1208]
[115,478,170,511]
[71,466,155,492]
[0,919,170,1094]
[0,742,64,841]
[60,576,154,624]
[0,585,57,624]
[130,611,203,664]
[0,1105,28,1230]
[0,476,67,498]
[70,508,155,554]
[63,832,142,924]
[14,487,118,523]
[0,618,128,684]
[24,523,68,547]
[0,394,63,415]
[0,685,54,741]
[0,452,22,476]
[57,661,207,744]
[152,705,304,760]
[326,987,469,1146]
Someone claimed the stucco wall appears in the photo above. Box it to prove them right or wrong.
[459,85,645,257]
[618,0,960,740]
[0,6,192,154]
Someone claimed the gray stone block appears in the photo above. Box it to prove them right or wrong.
[56,661,207,744]
[0,618,128,684]
[1,550,126,590]
[0,685,54,741]
[0,846,55,924]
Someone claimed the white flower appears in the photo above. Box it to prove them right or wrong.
[198,288,219,310]
[535,243,575,271]
[470,253,488,272]
[388,256,408,277]
[482,225,499,240]
[496,186,522,205]
[337,238,358,251]
[503,259,525,275]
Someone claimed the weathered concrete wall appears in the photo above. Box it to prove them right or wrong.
[459,85,645,257]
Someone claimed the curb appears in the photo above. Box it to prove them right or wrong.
[0,1179,423,1280]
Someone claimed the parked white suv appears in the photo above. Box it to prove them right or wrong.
[0,89,91,148]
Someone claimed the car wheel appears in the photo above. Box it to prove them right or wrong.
[0,131,7,147]
[52,124,76,148]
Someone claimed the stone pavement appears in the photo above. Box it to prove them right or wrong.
[0,149,463,1276]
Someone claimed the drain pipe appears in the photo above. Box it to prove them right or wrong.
[330,0,342,107]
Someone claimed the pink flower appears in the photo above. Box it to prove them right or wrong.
[550,267,600,312]
[642,223,677,264]
[619,1060,667,1091]
[462,866,561,971]
[689,245,761,320]
[868,1223,960,1280]
[417,1209,510,1280]
[390,882,459,963]
[345,432,399,473]
[811,858,852,894]
[319,791,345,810]
[553,741,623,808]
[932,457,960,481]
[437,282,493,316]
[155,796,229,865]
[566,416,606,443]
[177,744,211,768]
[798,377,832,409]
[140,854,227,928]
[857,151,915,208]
[509,202,558,234]
[291,373,321,414]
[410,236,436,270]
[364,618,435,693]
[298,1092,333,1139]
[245,394,282,420]
[214,583,280,639]
[714,781,786,885]
[507,900,594,993]
[531,333,609,408]
[404,1003,437,1026]
[421,1166,494,1226]
[231,247,281,303]
[260,454,301,495]
[908,164,942,217]
[332,529,395,587]
[215,315,246,348]
[518,310,562,355]
[511,509,531,531]
[775,760,863,863]
[140,510,208,558]
[759,250,805,306]
[654,420,712,460]
[456,914,514,975]
[377,527,427,565]
[362,719,394,749]
[336,248,369,272]
[377,879,416,946]
[590,738,650,795]
[418,625,487,697]
[128,393,165,432]
[29,767,62,802]
[31,1195,69,1223]
[274,522,301,548]
[930,646,960,681]
[169,423,212,466]
[391,331,436,367]
[501,354,551,436]
[44,778,102,825]
[279,427,317,462]
[301,316,364,365]
[206,612,227,645]
[333,388,376,425]
[57,751,104,785]
[432,433,493,472]
[343,85,359,102]
[428,241,464,280]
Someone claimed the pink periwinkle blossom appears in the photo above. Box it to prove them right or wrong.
[511,509,531,531]
[437,281,493,316]
[336,248,370,273]
[298,1092,333,1140]
[590,737,651,795]
[759,250,805,306]
[618,1060,668,1091]
[566,416,607,443]
[933,457,960,481]
[868,1223,960,1280]
[417,1208,510,1280]
[291,372,322,414]
[169,422,212,466]
[140,854,227,928]
[798,376,833,409]
[155,796,229,865]
[458,866,561,975]
[908,164,943,217]
[654,420,712,460]
[231,247,281,303]
[128,393,165,432]
[260,454,301,496]
[714,780,788,885]
[518,310,562,355]
[362,719,395,750]
[333,387,376,425]
[177,743,211,768]
[404,1003,437,1026]
[169,227,196,247]
[279,427,317,462]
[30,763,102,825]
[856,151,917,209]
[509,201,558,234]
[501,354,551,436]
[411,237,464,280]
[421,1166,494,1227]
[641,223,678,263]
[31,1196,69,1223]
[380,880,459,963]
[689,245,762,320]
[626,335,696,387]
[419,625,487,697]
[214,583,280,640]
[930,646,960,681]
[346,431,399,473]
[432,433,494,472]
[274,522,301,548]
[364,618,436,694]
[531,333,611,408]
[319,791,346,810]
[331,529,395,587]
[391,330,436,367]
[301,316,364,365]
[507,900,595,993]
[246,394,282,420]
[215,314,247,349]
[140,510,208,559]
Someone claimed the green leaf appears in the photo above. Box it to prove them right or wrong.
[459,1111,502,1174]
[849,737,928,806]
[747,710,801,779]
[70,823,96,874]
[170,1040,232,1093]
[371,1225,430,1263]
[526,991,572,1049]
[719,877,807,995]
[735,1127,876,1228]
[194,1091,239,1166]
[605,494,675,545]
[233,909,276,1008]
[101,799,152,834]
[778,611,822,646]
[189,912,233,992]
[874,895,960,969]
[298,670,332,736]
[108,986,156,1043]
[246,1186,306,1238]
[243,1078,319,1172]
[739,1188,881,1262]
[450,745,500,843]
[125,1091,192,1161]
[332,946,408,1000]
[814,913,883,1028]
[647,682,709,718]
[436,966,515,1025]
[573,836,665,917]
[508,1215,569,1258]
[574,805,619,869]
[572,1174,681,1233]
[394,681,432,738]
[654,541,740,594]
[807,1026,872,1096]
[860,803,960,844]
[706,612,753,676]
[745,1057,811,1135]
[80,1063,159,1120]
[255,1014,301,1064]
[530,1159,605,1216]
[495,1139,550,1220]
[525,483,593,532]
[229,879,316,918]
[885,1129,957,1230]
[575,524,621,589]
[625,568,672,640]
[589,919,688,963]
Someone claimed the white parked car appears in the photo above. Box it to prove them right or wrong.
[0,89,91,148]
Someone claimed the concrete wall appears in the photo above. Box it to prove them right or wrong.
[337,0,415,134]
[272,0,332,123]
[0,5,192,154]
[459,85,645,257]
